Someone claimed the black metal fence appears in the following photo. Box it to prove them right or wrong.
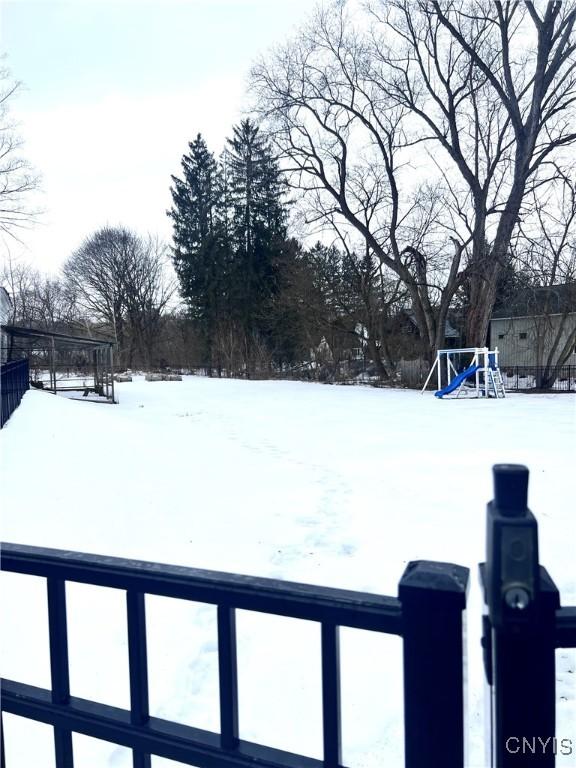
[2,466,575,767]
[0,358,29,428]
[500,365,575,391]
[0,546,468,768]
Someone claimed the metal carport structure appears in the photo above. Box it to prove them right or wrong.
[1,325,116,404]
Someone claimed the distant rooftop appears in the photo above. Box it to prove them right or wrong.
[0,286,12,324]
[405,310,460,338]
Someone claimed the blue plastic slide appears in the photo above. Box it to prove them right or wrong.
[435,364,480,398]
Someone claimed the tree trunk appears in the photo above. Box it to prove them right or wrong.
[365,335,390,381]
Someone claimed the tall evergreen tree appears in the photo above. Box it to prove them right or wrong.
[225,119,287,350]
[168,134,227,370]
[168,122,293,374]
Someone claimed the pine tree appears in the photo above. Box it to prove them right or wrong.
[224,119,287,359]
[168,134,227,371]
[168,123,292,374]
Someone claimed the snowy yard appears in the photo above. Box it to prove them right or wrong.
[1,377,575,767]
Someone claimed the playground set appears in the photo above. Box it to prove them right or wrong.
[422,347,506,399]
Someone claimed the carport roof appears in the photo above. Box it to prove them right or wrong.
[1,324,115,348]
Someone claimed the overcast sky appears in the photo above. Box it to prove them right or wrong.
[1,0,313,274]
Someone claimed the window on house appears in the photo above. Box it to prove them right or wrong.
[519,332,527,340]
[498,333,505,339]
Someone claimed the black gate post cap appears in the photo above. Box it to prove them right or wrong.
[399,561,469,610]
[493,464,529,517]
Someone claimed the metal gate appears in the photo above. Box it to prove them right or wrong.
[1,465,575,767]
[0,548,467,768]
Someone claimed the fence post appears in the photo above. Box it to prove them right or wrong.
[481,464,560,767]
[399,560,469,768]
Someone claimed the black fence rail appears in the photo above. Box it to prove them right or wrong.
[500,365,576,391]
[0,544,469,768]
[0,358,29,428]
[3,467,574,767]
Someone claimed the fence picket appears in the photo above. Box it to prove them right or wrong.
[321,622,342,767]
[127,591,151,768]
[47,578,73,768]
[218,605,239,751]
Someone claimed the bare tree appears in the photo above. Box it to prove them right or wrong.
[1,254,39,327]
[31,277,79,329]
[368,0,576,345]
[122,235,175,368]
[63,227,131,352]
[251,1,576,355]
[1,254,80,360]
[63,227,174,368]
[0,64,39,237]
[251,4,468,362]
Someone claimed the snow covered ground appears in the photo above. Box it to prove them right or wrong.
[1,377,575,767]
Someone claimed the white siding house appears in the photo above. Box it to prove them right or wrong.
[490,285,576,368]
[491,313,576,367]
[1,286,12,363]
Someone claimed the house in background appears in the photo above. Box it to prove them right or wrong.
[393,310,462,357]
[490,284,576,369]
[0,286,10,318]
[490,283,576,390]
[1,286,13,363]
